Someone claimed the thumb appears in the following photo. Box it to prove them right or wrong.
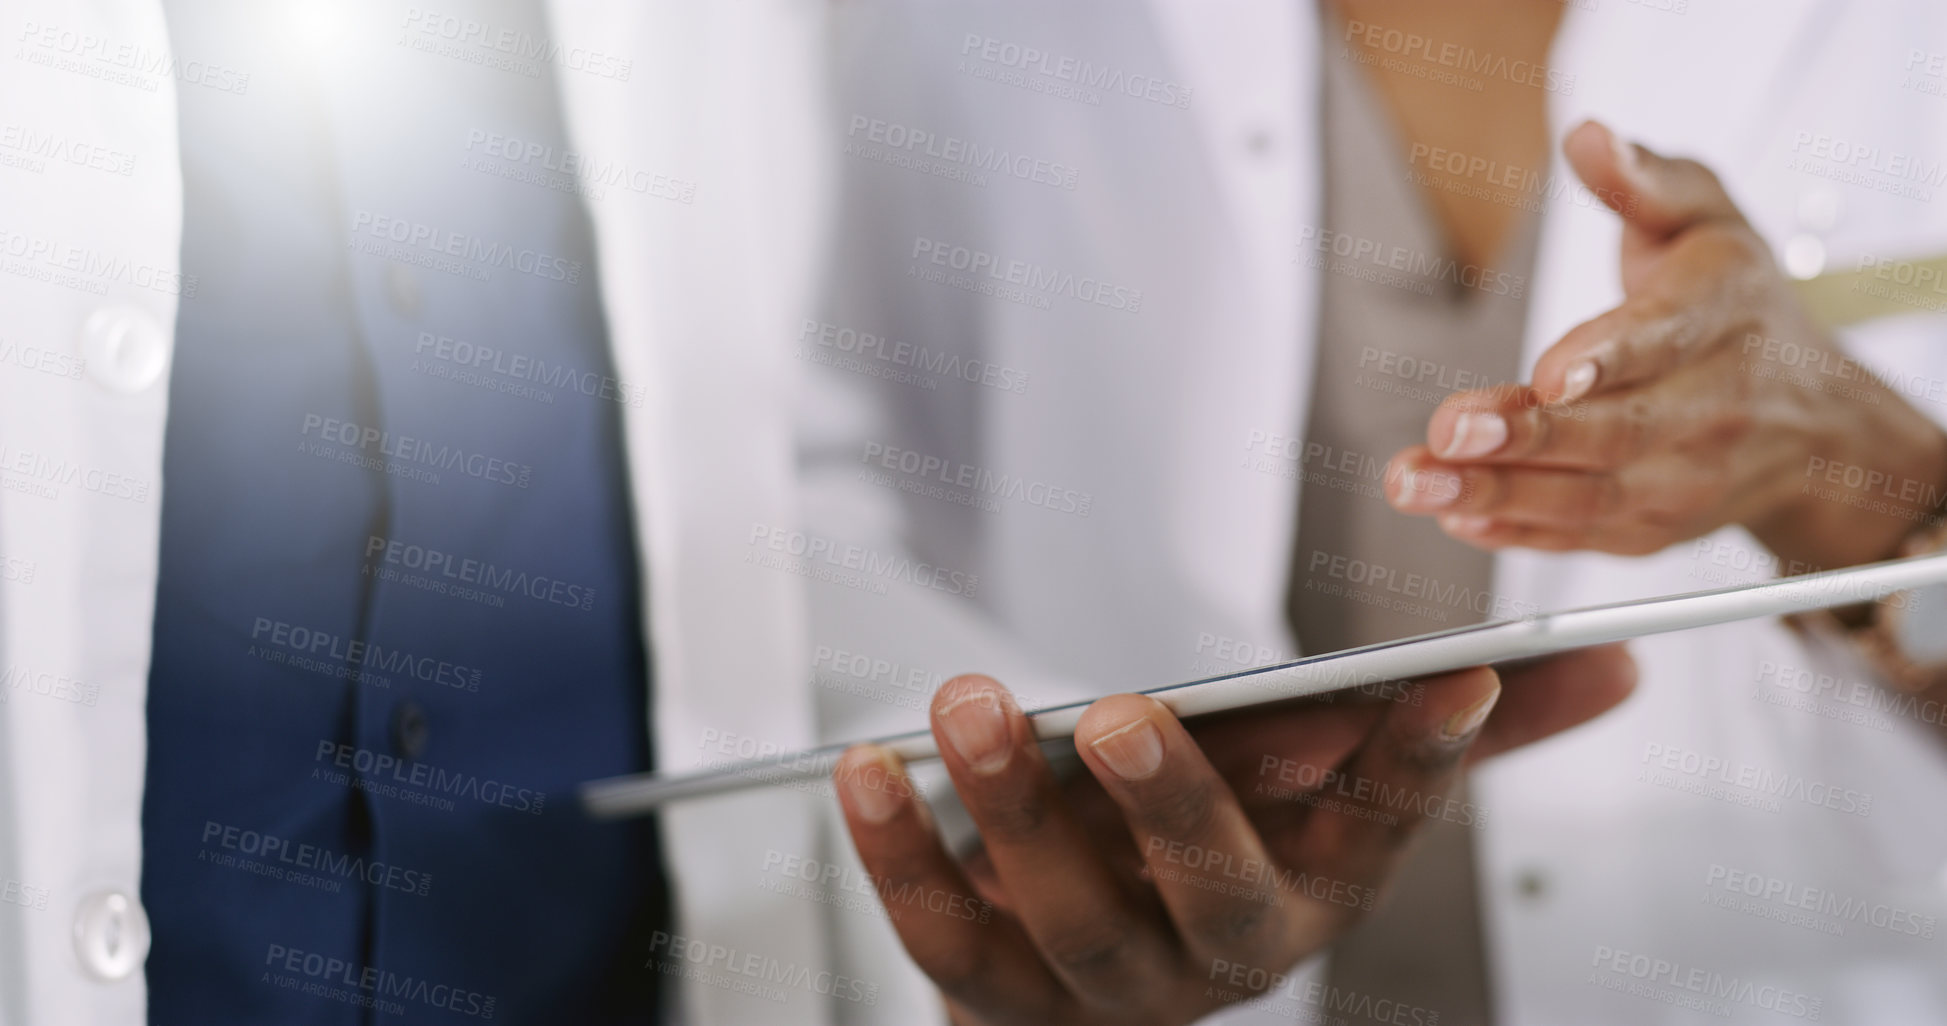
[1563,119,1746,244]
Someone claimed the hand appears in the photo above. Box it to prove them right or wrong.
[1383,120,1947,570]
[833,646,1636,1026]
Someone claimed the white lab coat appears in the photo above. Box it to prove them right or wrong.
[803,1,1947,1023]
[0,2,887,1024]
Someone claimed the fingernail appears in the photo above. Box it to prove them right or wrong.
[938,690,1014,775]
[1440,412,1508,460]
[1561,361,1599,402]
[1395,468,1462,511]
[1440,514,1496,535]
[1612,131,1643,179]
[843,748,908,824]
[1090,716,1165,781]
[1442,688,1500,741]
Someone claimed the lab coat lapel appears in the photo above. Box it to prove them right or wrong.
[547,1,832,1022]
[1146,0,1324,651]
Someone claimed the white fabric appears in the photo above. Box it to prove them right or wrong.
[804,2,1947,1024]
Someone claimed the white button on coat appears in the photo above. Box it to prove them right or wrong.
[71,890,150,982]
[80,308,168,393]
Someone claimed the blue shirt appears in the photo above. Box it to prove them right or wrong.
[143,2,666,1022]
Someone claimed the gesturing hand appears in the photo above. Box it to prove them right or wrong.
[834,646,1635,1026]
[1384,120,1947,571]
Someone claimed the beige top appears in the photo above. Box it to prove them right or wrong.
[1293,38,1543,1026]
[1289,49,1538,654]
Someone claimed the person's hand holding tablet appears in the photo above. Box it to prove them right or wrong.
[833,646,1635,1025]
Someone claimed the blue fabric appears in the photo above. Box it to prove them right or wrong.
[143,2,666,1022]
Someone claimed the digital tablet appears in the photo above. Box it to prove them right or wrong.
[581,551,1947,818]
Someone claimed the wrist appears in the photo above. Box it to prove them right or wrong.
[1749,389,1947,571]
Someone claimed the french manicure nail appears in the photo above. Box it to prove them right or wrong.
[1396,469,1462,511]
[1441,514,1496,535]
[1441,412,1508,460]
[1612,131,1642,178]
[843,748,908,824]
[1561,361,1599,402]
[938,690,1014,775]
[1090,717,1165,781]
[1441,689,1500,741]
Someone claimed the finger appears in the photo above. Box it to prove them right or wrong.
[1414,385,1670,470]
[835,745,1061,1023]
[1187,699,1378,798]
[1394,458,1625,526]
[1468,645,1638,762]
[1434,513,1674,556]
[1530,237,1767,401]
[1073,694,1305,970]
[1283,668,1500,901]
[1563,119,1746,244]
[930,675,1174,1009]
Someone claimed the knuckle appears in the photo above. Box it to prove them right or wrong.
[1042,924,1139,982]
[1132,778,1220,842]
[917,940,987,993]
[1520,405,1553,458]
[1185,900,1281,956]
[1461,468,1500,510]
[1613,396,1656,461]
[973,786,1053,841]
